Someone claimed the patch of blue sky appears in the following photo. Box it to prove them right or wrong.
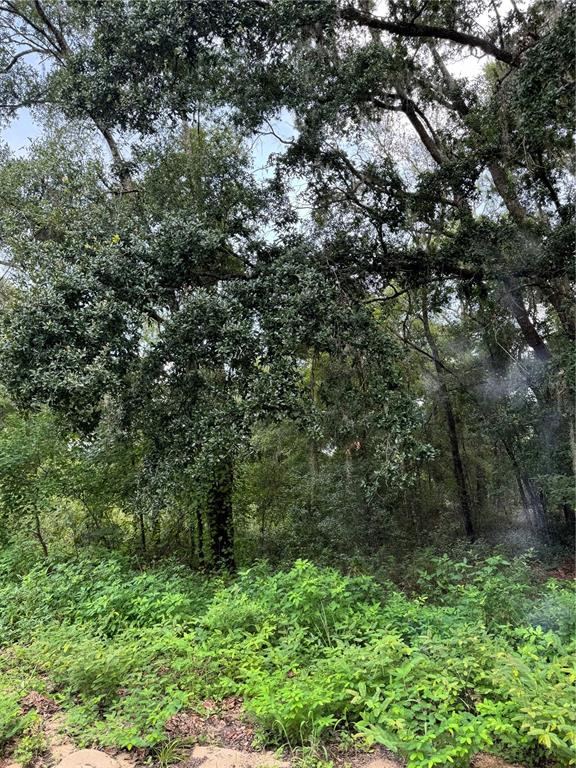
[1,108,42,155]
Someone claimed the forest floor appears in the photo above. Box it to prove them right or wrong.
[0,696,529,768]
[0,551,573,768]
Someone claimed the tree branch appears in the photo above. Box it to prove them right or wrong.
[1,46,47,73]
[340,5,515,65]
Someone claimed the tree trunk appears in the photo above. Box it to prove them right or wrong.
[540,277,575,342]
[308,351,319,511]
[523,477,550,538]
[500,437,543,534]
[207,461,235,570]
[196,507,205,567]
[34,510,49,558]
[475,464,487,513]
[562,503,576,540]
[422,293,476,541]
[151,505,160,552]
[137,509,147,554]
[501,276,551,365]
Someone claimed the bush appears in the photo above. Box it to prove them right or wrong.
[0,689,28,752]
[1,552,575,766]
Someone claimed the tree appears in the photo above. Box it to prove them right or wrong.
[0,0,573,551]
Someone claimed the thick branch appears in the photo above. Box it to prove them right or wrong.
[539,276,576,342]
[93,120,135,194]
[398,94,447,165]
[1,1,134,193]
[502,276,551,364]
[33,0,69,56]
[340,5,515,64]
[1,46,47,73]
[371,92,446,165]
[2,1,62,55]
[428,44,471,116]
[488,162,529,224]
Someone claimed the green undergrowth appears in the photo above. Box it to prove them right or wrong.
[0,547,574,768]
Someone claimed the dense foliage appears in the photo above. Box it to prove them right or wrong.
[0,551,575,768]
[0,2,573,766]
[0,0,573,561]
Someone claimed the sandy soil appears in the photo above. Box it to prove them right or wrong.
[0,690,532,768]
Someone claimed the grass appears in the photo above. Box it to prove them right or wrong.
[0,547,574,768]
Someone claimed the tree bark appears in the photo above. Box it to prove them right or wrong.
[540,277,576,342]
[340,6,515,64]
[92,120,135,194]
[501,276,551,365]
[34,510,49,557]
[500,437,539,533]
[207,461,235,570]
[196,507,205,567]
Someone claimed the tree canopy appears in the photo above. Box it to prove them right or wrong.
[0,0,573,565]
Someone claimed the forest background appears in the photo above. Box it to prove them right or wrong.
[0,2,574,767]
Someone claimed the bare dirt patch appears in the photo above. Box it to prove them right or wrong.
[471,754,530,768]
[1,690,534,768]
[181,746,287,768]
[20,694,59,719]
[548,559,576,581]
[321,743,403,768]
[165,698,256,752]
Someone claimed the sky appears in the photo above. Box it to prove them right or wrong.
[1,109,42,155]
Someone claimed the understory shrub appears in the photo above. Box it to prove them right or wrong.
[0,553,574,767]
